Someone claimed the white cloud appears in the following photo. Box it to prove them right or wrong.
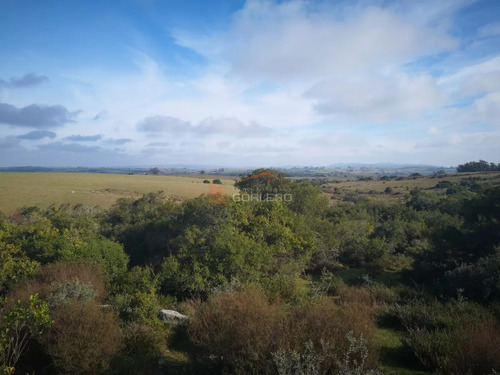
[438,56,500,96]
[2,0,497,167]
[428,126,440,135]
[306,73,445,123]
[197,117,272,137]
[479,21,500,37]
[470,92,500,126]
[174,0,457,81]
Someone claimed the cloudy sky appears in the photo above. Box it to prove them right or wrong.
[1,0,499,167]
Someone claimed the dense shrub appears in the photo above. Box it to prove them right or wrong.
[160,198,316,299]
[391,298,500,374]
[272,333,381,375]
[0,295,51,374]
[0,241,39,296]
[188,287,378,374]
[45,302,121,375]
[313,268,346,296]
[404,316,500,374]
[112,322,171,375]
[7,262,106,306]
[189,287,285,373]
[286,298,378,372]
[412,187,500,301]
[435,181,452,189]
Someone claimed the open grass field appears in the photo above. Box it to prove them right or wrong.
[1,170,499,214]
[0,172,236,214]
[323,171,500,202]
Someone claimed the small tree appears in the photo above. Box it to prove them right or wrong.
[0,295,52,374]
[212,179,223,185]
[150,167,160,175]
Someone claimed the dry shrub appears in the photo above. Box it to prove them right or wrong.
[189,287,285,373]
[365,284,398,306]
[338,286,374,306]
[404,308,500,374]
[7,262,105,305]
[286,297,378,371]
[45,301,121,375]
[188,288,379,374]
[448,316,500,374]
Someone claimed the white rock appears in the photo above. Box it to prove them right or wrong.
[159,309,189,324]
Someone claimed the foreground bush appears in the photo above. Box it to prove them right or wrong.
[287,298,378,372]
[404,315,500,375]
[45,302,121,375]
[0,295,51,374]
[112,322,171,375]
[189,287,285,373]
[188,287,378,374]
[393,299,500,374]
[272,333,382,375]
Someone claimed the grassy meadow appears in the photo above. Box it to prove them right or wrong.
[1,171,499,214]
[0,172,236,214]
[324,171,500,201]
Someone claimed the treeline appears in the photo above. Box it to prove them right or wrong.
[457,159,500,172]
[0,169,499,374]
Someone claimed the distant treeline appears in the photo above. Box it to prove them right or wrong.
[457,160,500,173]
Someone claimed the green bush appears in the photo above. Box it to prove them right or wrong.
[0,295,51,372]
[435,180,453,189]
[313,268,346,296]
[112,321,171,375]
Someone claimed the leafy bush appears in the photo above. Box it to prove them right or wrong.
[0,241,39,296]
[435,181,452,189]
[0,295,51,373]
[112,322,171,375]
[313,268,346,296]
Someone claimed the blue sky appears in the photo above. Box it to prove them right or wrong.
[0,0,499,167]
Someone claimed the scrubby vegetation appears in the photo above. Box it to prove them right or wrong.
[0,168,499,374]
